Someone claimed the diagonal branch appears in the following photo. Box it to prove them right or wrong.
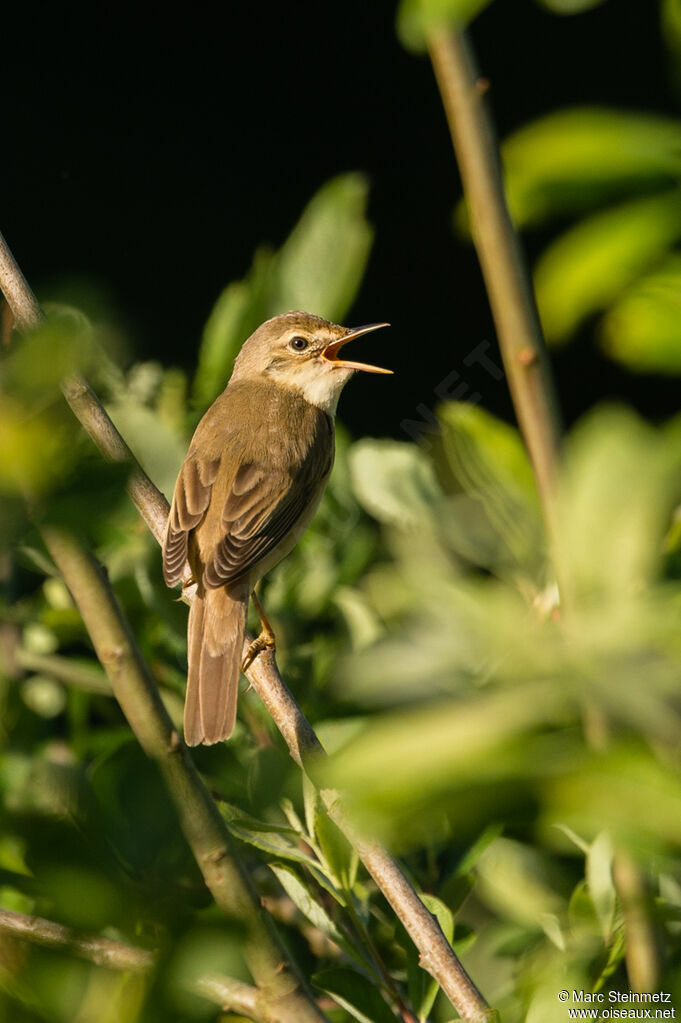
[0,907,301,1023]
[40,526,323,1023]
[0,228,497,1023]
[426,29,562,541]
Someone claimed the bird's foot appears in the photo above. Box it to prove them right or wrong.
[241,628,276,673]
[241,589,276,673]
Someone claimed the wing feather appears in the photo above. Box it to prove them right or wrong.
[204,425,333,589]
[163,456,220,586]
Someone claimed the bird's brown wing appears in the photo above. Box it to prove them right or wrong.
[204,434,333,589]
[163,455,221,587]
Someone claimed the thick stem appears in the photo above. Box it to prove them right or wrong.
[427,28,561,542]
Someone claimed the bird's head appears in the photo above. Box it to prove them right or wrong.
[231,311,392,413]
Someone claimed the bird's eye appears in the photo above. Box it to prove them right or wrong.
[289,335,309,352]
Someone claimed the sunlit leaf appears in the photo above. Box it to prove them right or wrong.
[475,838,565,927]
[535,190,681,344]
[555,407,681,600]
[349,439,442,529]
[496,109,681,229]
[536,0,612,14]
[397,0,493,54]
[192,248,274,408]
[193,174,372,408]
[586,831,616,943]
[438,402,542,570]
[272,173,373,322]
[600,255,681,373]
[663,0,681,55]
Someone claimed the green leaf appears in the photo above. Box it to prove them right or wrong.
[220,803,318,867]
[397,0,492,54]
[315,808,359,891]
[495,108,681,229]
[663,0,681,55]
[349,440,442,529]
[192,174,373,408]
[555,407,681,600]
[536,0,612,14]
[534,190,681,345]
[586,831,616,943]
[192,248,274,408]
[333,586,384,651]
[456,822,505,874]
[438,402,541,568]
[312,967,400,1023]
[270,863,350,949]
[301,776,319,840]
[271,173,373,322]
[105,398,187,498]
[600,255,681,373]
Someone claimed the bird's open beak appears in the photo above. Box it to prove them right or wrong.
[321,322,393,374]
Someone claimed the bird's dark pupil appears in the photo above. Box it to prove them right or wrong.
[291,336,307,350]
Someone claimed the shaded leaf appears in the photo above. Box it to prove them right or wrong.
[315,808,358,891]
[270,863,353,952]
[313,967,400,1023]
[220,803,318,867]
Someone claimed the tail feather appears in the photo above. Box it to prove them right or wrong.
[185,585,248,746]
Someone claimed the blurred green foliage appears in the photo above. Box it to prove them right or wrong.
[3,5,681,1022]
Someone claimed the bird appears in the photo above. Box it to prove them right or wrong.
[163,311,391,746]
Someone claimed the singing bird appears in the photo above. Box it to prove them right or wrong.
[163,311,391,746]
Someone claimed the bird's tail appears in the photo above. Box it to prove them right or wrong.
[185,584,248,746]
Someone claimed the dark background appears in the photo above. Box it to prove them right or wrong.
[1,1,675,439]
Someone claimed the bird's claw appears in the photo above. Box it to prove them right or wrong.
[241,630,276,674]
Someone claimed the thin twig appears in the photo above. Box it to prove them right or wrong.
[0,907,155,973]
[15,648,111,694]
[426,28,561,541]
[0,907,303,1023]
[614,851,660,992]
[0,229,497,1023]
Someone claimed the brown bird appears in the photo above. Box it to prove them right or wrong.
[163,311,391,746]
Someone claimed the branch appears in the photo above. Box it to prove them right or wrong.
[0,230,497,1023]
[39,526,322,1023]
[246,652,497,1023]
[14,648,111,694]
[426,29,562,538]
[0,907,155,973]
[0,907,303,1023]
